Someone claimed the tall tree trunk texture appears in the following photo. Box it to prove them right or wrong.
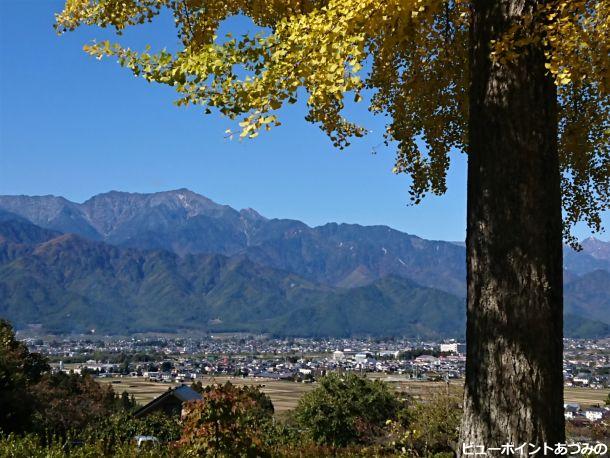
[459,0,565,455]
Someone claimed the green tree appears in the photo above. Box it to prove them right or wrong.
[120,390,137,411]
[294,372,400,447]
[56,0,609,451]
[177,382,274,457]
[119,360,131,375]
[0,319,49,433]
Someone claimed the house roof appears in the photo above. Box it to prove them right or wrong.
[133,384,202,418]
[172,385,203,402]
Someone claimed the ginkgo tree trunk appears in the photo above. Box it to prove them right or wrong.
[56,0,608,454]
[461,0,565,452]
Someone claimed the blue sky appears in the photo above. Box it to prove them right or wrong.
[0,1,607,242]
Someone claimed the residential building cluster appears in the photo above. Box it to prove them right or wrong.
[563,339,610,389]
[22,334,466,381]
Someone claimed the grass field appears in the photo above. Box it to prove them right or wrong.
[98,375,610,413]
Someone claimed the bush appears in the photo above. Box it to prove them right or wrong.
[0,433,170,458]
[293,372,401,447]
[80,410,182,452]
[390,394,461,457]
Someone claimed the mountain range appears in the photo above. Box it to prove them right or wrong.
[0,189,608,338]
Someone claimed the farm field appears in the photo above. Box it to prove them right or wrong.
[97,375,609,412]
[564,386,610,407]
[97,376,316,412]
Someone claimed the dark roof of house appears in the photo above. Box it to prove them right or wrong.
[172,385,203,402]
[133,384,202,418]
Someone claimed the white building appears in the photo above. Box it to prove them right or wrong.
[354,353,370,363]
[584,408,606,422]
[440,342,466,355]
[572,373,591,386]
[414,355,440,365]
[333,350,345,361]
[379,350,400,359]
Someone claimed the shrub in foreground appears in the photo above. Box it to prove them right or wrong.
[293,372,401,447]
[0,433,170,458]
[80,410,181,453]
[390,394,461,457]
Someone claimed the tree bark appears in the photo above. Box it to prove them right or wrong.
[459,0,565,455]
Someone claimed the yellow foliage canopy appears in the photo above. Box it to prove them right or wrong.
[56,0,609,242]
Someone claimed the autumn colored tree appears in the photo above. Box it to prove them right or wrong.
[0,319,136,438]
[177,382,274,457]
[30,371,123,436]
[56,0,609,454]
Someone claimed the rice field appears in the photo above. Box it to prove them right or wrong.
[97,376,316,412]
[97,375,610,412]
[563,386,610,407]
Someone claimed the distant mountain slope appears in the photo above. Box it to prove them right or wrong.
[564,314,610,339]
[271,276,466,338]
[0,212,61,245]
[0,211,63,264]
[0,217,466,337]
[82,189,260,256]
[581,237,610,262]
[244,222,467,296]
[0,195,100,240]
[565,270,610,325]
[563,248,610,275]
